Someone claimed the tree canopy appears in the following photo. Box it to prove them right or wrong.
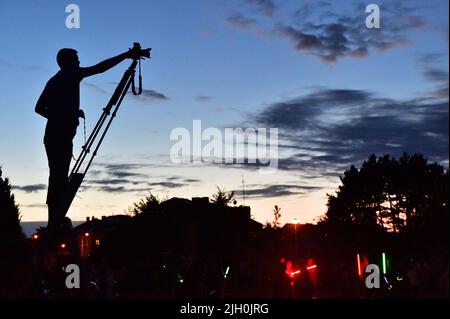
[272,205,282,229]
[324,154,449,234]
[0,167,24,243]
[211,186,236,207]
[129,192,160,215]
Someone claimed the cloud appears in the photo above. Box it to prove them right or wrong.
[278,23,356,63]
[228,1,427,63]
[84,162,201,193]
[227,12,257,29]
[85,178,137,185]
[277,18,413,63]
[195,95,213,102]
[131,89,170,101]
[424,69,449,83]
[12,184,47,193]
[294,1,332,20]
[424,69,449,99]
[184,178,201,183]
[217,106,241,113]
[432,87,449,99]
[91,163,150,181]
[245,0,277,17]
[107,83,170,102]
[249,87,448,178]
[84,179,188,193]
[81,184,150,194]
[419,55,449,99]
[148,181,185,188]
[95,186,126,193]
[166,176,201,184]
[24,65,48,72]
[235,184,321,198]
[256,89,373,129]
[418,53,445,65]
[21,203,47,208]
[102,163,146,170]
[108,171,146,179]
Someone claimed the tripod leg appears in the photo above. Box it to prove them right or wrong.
[62,60,138,221]
[70,61,137,177]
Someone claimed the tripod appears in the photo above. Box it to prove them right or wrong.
[57,53,148,223]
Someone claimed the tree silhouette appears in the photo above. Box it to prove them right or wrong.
[272,205,282,229]
[324,153,449,233]
[0,168,30,298]
[0,167,24,243]
[211,186,235,207]
[130,192,160,215]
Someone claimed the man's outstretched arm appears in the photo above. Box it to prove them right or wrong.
[81,51,131,78]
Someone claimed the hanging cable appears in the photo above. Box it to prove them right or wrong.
[131,50,143,95]
[83,116,87,146]
[72,116,87,161]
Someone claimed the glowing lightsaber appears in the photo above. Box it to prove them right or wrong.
[224,266,230,278]
[357,253,362,276]
[290,270,301,277]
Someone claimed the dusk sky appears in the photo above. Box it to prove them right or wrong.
[0,0,448,224]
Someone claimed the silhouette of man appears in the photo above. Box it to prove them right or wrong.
[35,47,140,234]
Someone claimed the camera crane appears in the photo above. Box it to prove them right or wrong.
[58,43,151,221]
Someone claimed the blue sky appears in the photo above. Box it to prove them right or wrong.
[0,0,448,224]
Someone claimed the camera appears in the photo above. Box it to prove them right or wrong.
[130,42,151,60]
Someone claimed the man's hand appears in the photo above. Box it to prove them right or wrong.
[127,46,141,60]
[78,109,85,119]
[126,45,151,60]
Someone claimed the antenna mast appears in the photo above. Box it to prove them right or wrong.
[242,174,245,205]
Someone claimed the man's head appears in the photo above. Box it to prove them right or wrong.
[56,48,79,70]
